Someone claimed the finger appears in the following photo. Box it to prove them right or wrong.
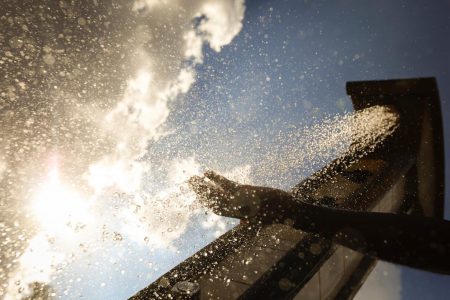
[204,170,238,192]
[189,176,217,198]
[189,176,228,205]
[189,175,241,218]
[189,175,223,194]
[188,175,206,192]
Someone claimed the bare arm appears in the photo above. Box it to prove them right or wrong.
[189,171,450,274]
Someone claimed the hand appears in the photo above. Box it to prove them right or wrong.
[189,171,296,224]
[189,171,261,220]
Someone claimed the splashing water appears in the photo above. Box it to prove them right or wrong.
[253,105,399,189]
[3,103,399,299]
[1,0,246,298]
[0,1,401,299]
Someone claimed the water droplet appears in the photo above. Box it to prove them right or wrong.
[77,17,86,26]
[309,243,322,255]
[113,232,123,241]
[43,54,55,65]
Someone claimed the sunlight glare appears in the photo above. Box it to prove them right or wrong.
[31,165,93,236]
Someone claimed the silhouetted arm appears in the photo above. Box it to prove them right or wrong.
[291,201,450,275]
[189,171,450,274]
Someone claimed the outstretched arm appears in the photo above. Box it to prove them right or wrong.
[189,171,450,274]
[189,170,301,224]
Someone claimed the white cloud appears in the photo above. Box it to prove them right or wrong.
[86,0,246,196]
[2,0,246,297]
[4,234,65,300]
[197,1,246,52]
[184,30,204,63]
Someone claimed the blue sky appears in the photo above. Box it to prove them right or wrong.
[166,0,450,298]
[4,1,449,299]
[61,0,450,298]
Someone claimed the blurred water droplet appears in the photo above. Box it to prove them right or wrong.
[113,232,123,241]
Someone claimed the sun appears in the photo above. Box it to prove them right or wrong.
[31,164,93,236]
